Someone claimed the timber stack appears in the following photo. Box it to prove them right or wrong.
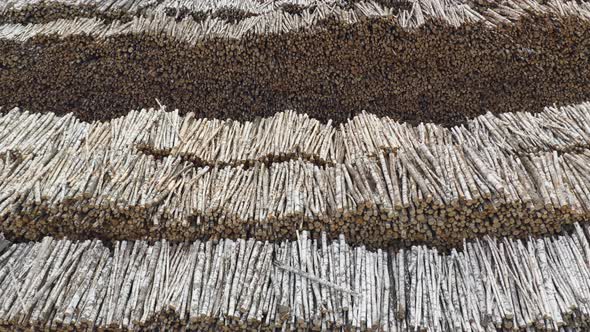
[3,225,590,330]
[3,103,590,248]
[0,0,589,125]
[2,0,590,331]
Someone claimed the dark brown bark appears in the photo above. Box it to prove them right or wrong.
[0,15,589,126]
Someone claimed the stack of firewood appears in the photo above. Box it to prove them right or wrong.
[2,225,590,330]
[0,0,589,125]
[1,102,590,248]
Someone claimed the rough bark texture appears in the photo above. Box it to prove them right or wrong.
[2,227,590,330]
[1,103,590,248]
[0,0,589,126]
[1,1,590,329]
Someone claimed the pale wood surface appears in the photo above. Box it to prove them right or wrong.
[2,104,590,247]
[1,226,590,330]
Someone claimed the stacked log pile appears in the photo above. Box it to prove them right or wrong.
[169,101,590,165]
[3,226,590,330]
[0,0,135,25]
[2,103,590,248]
[4,101,590,168]
[0,0,589,125]
[2,1,590,330]
[0,0,346,25]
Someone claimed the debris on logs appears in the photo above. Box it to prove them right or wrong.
[2,102,590,248]
[0,0,589,125]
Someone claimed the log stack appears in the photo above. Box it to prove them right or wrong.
[1,102,590,249]
[2,225,590,330]
[0,0,589,125]
[2,0,590,330]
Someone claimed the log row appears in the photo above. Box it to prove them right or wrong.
[153,101,590,165]
[99,101,590,164]
[1,1,590,126]
[4,102,590,168]
[3,120,590,248]
[0,0,484,43]
[0,0,486,27]
[0,0,136,25]
[0,0,354,25]
[1,0,587,35]
[3,225,590,330]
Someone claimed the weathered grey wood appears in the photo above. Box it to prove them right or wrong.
[3,102,590,253]
[0,228,588,329]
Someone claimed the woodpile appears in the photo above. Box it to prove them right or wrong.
[0,0,134,25]
[4,101,590,168]
[169,102,590,165]
[2,1,590,330]
[0,0,589,125]
[2,225,590,330]
[2,103,590,248]
[0,0,344,24]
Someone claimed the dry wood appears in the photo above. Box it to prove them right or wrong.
[2,227,590,330]
[2,104,590,248]
[0,0,589,126]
